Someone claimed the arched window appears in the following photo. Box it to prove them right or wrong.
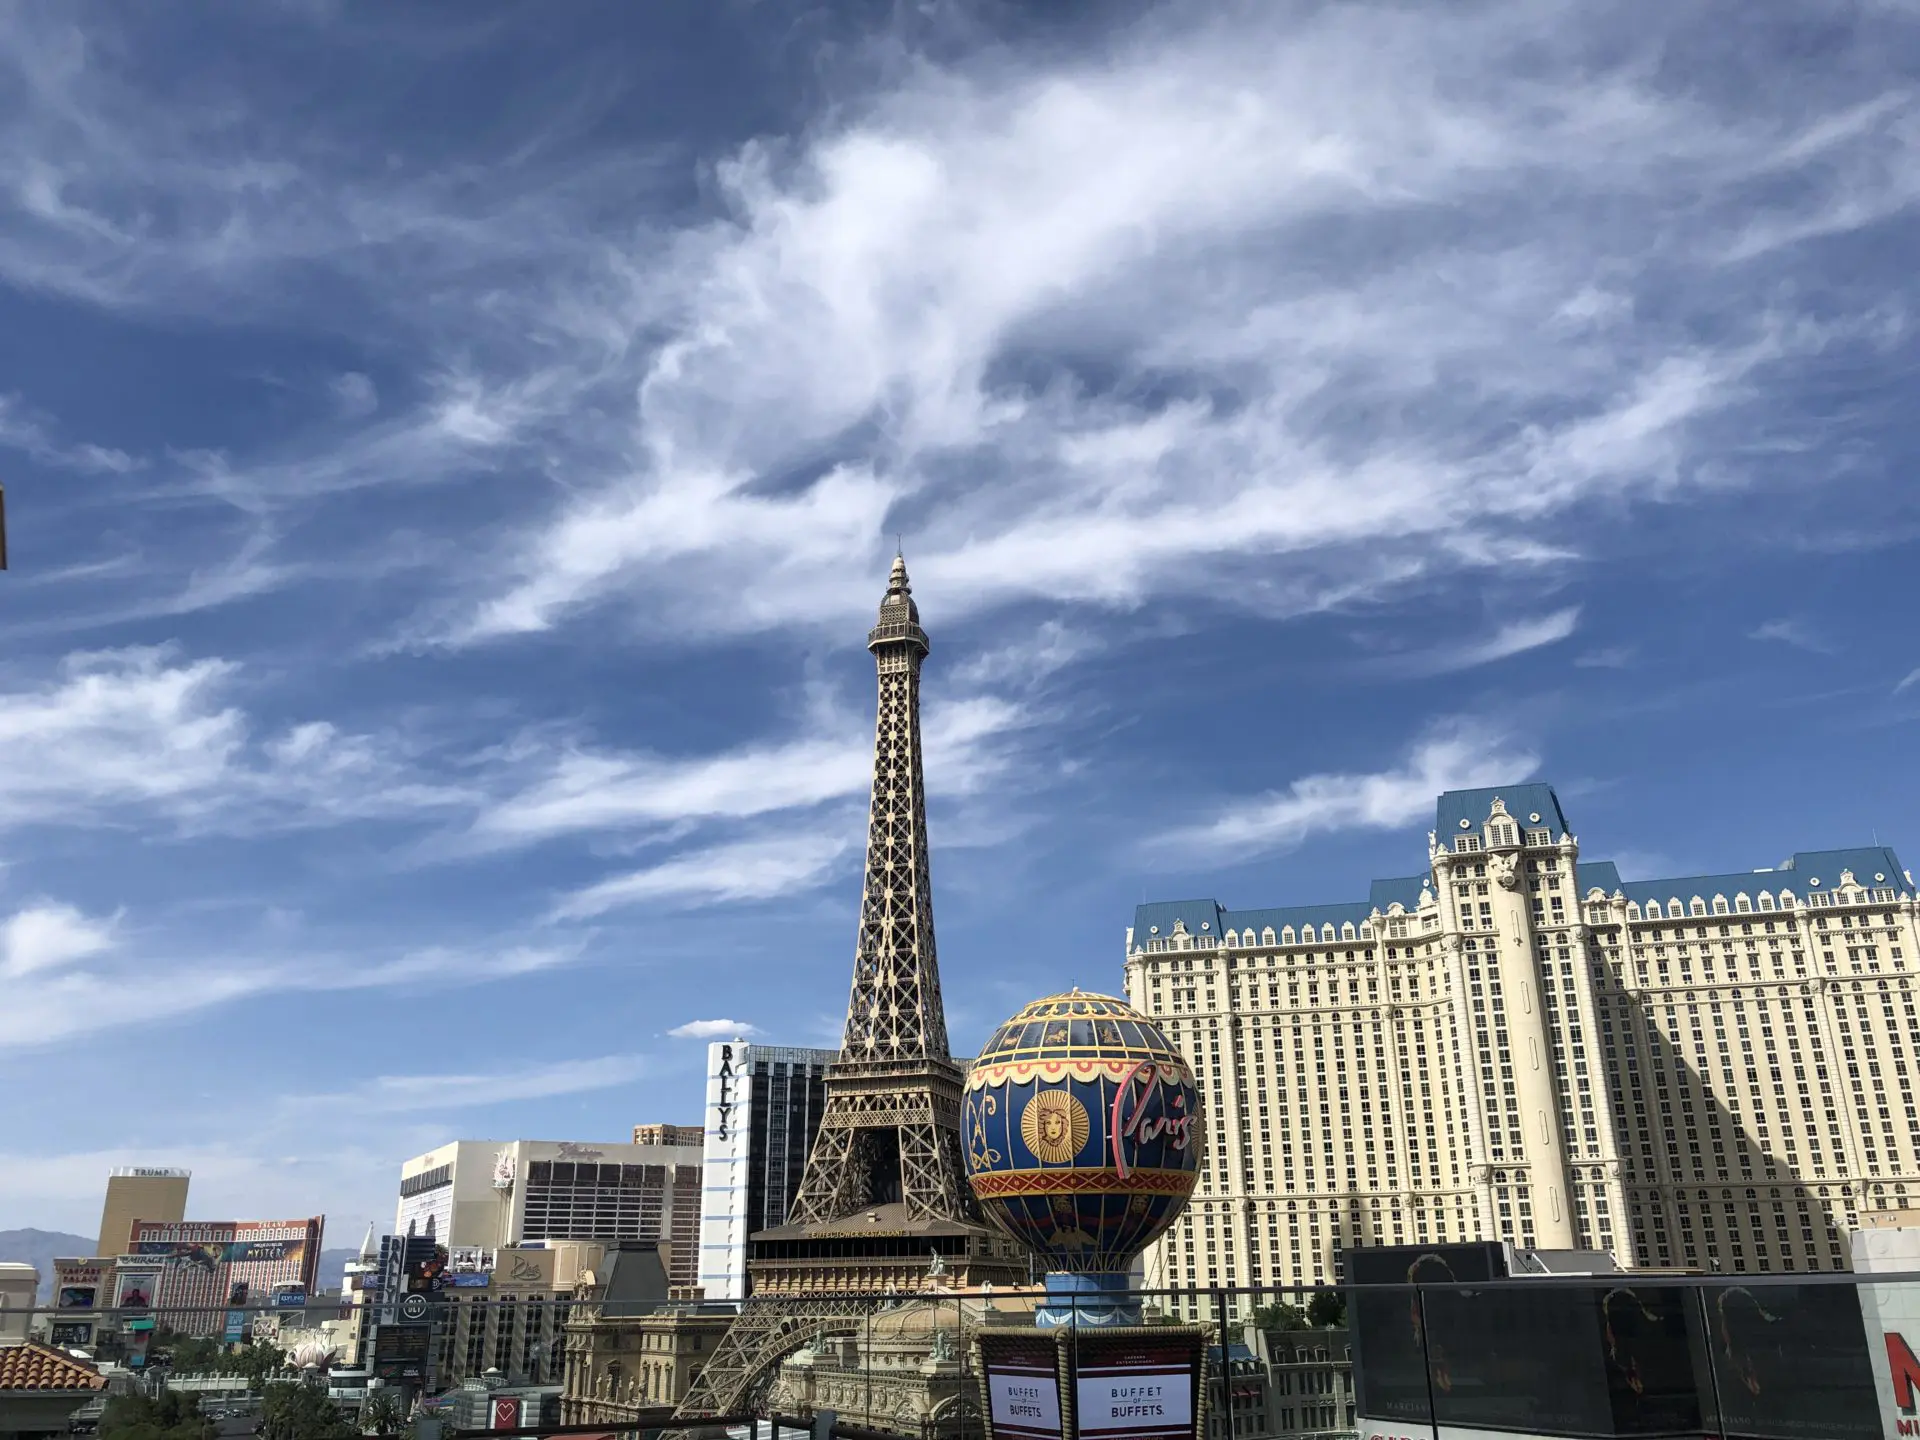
[1626,903,1642,920]
[1264,927,1277,945]
[1280,927,1294,945]
[1690,898,1708,916]
[1735,894,1752,913]
[1341,922,1357,941]
[1758,893,1775,911]
[1224,930,1238,946]
[1322,924,1338,943]
[1712,896,1729,915]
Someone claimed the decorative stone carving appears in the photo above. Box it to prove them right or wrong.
[1491,853,1518,890]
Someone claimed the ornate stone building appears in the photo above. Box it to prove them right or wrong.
[1128,783,1920,1309]
[763,1288,1013,1440]
[562,1303,733,1423]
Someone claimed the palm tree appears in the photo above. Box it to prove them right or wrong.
[360,1388,405,1437]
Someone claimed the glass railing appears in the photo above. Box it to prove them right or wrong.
[17,1272,1920,1440]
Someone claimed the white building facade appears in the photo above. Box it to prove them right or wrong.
[697,1042,836,1301]
[397,1136,705,1292]
[1127,783,1920,1309]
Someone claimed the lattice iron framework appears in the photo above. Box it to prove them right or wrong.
[671,1295,879,1420]
[787,555,974,1227]
[673,560,1023,1423]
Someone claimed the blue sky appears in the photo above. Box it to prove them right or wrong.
[1,0,1918,1247]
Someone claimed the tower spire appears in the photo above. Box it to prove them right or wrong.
[785,557,970,1221]
[671,557,1028,1421]
[840,553,944,1061]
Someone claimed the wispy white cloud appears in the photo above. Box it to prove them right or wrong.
[1,2,1910,654]
[1749,617,1833,653]
[0,901,117,977]
[281,1054,650,1116]
[472,689,1029,850]
[0,393,138,473]
[667,1019,759,1039]
[421,8,1914,650]
[0,646,473,834]
[328,371,378,419]
[1159,719,1540,860]
[1367,608,1581,678]
[1891,666,1920,694]
[554,831,854,918]
[950,621,1098,691]
[475,736,870,847]
[0,914,580,1052]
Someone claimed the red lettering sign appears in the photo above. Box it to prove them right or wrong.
[1889,1331,1920,1413]
[1109,1062,1194,1180]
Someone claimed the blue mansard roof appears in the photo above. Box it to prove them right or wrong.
[1434,783,1570,839]
[1601,847,1913,904]
[1225,899,1376,937]
[1131,786,1913,951]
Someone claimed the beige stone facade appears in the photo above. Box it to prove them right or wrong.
[763,1299,987,1440]
[561,1305,732,1422]
[1126,783,1920,1310]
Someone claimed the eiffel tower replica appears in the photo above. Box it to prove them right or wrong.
[674,557,1028,1419]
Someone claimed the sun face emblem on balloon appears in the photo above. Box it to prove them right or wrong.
[1021,1088,1089,1165]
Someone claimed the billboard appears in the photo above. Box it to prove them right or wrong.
[50,1322,92,1347]
[1418,1282,1706,1438]
[1348,1243,1508,1428]
[133,1238,308,1265]
[115,1273,160,1310]
[374,1325,432,1381]
[1861,1281,1920,1438]
[128,1219,323,1335]
[1071,1332,1203,1440]
[979,1332,1063,1440]
[1700,1282,1879,1440]
[55,1263,106,1311]
[495,1249,554,1289]
[225,1311,248,1343]
[491,1397,521,1430]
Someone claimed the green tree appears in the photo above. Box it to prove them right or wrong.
[100,1390,217,1440]
[260,1383,355,1440]
[1306,1288,1347,1328]
[1242,1300,1309,1335]
[156,1331,230,1376]
[229,1338,291,1392]
[359,1388,405,1437]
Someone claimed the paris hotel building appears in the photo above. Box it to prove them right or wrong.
[1124,784,1920,1301]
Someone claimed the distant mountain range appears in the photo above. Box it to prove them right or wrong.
[0,1228,358,1300]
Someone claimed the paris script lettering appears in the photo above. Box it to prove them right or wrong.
[1110,1063,1193,1178]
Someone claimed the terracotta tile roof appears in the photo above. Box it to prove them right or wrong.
[0,1341,107,1392]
